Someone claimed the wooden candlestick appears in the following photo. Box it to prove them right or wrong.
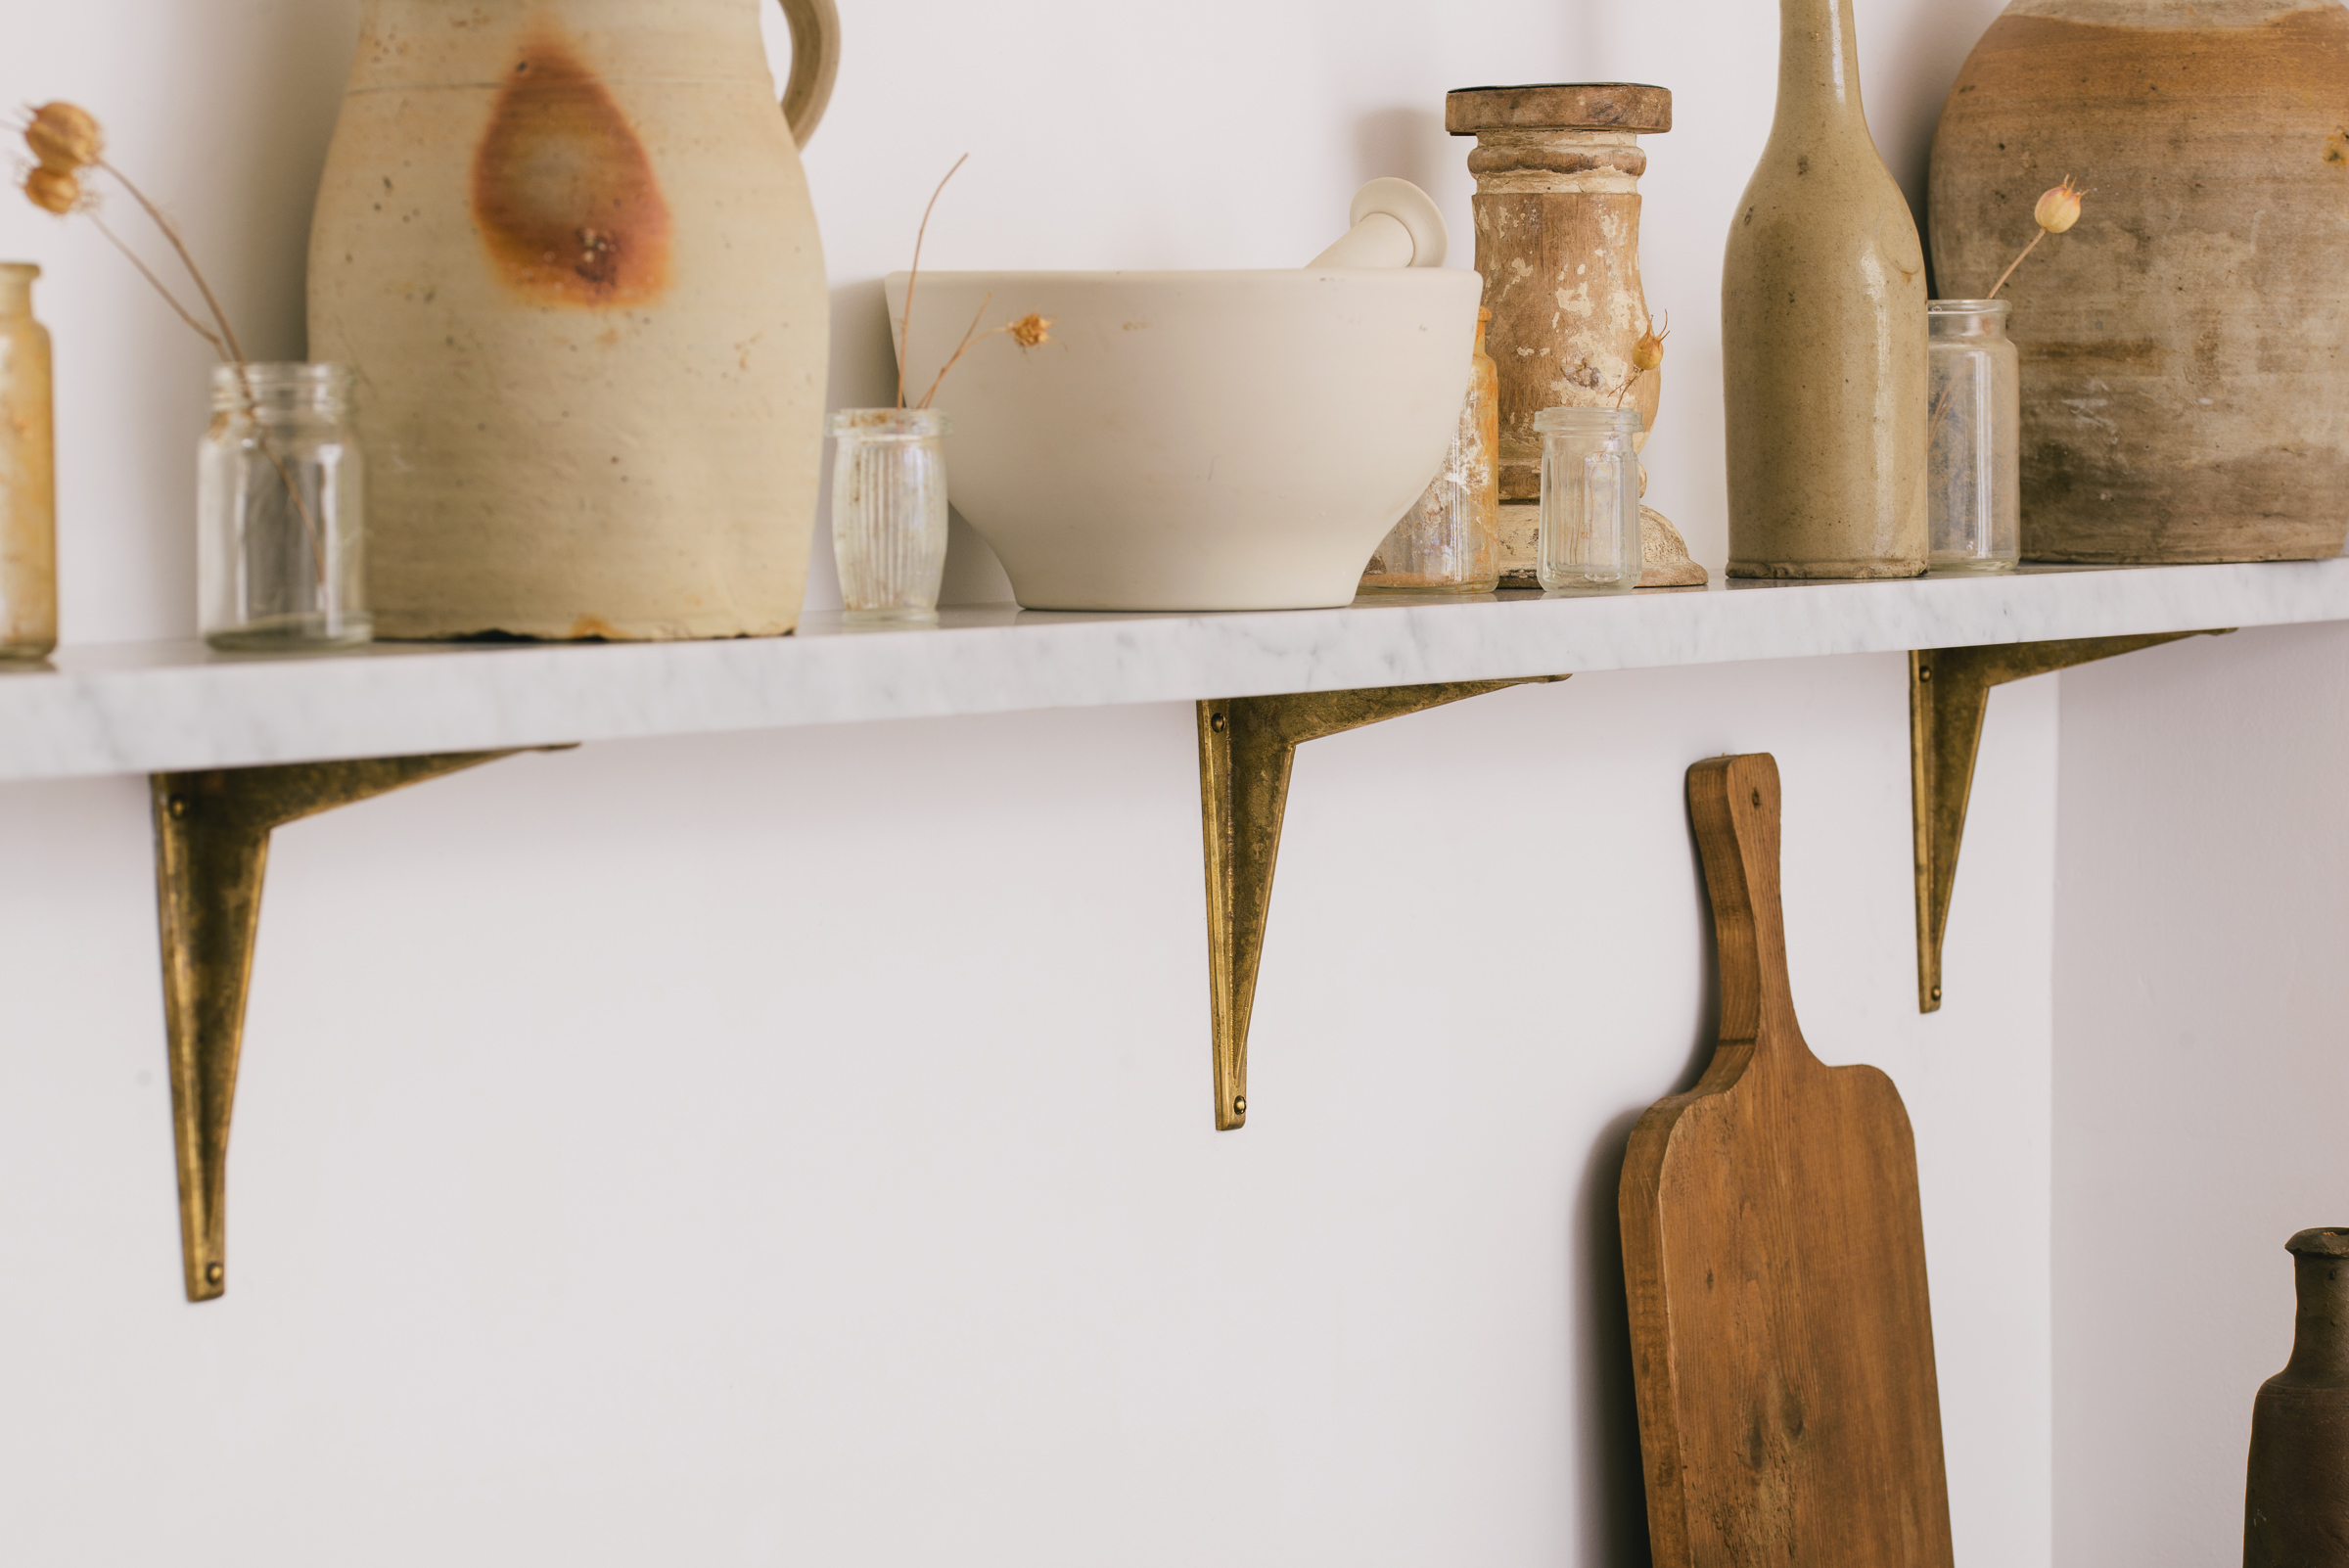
[1446,83,1703,587]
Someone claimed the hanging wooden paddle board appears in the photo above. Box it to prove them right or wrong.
[1621,753,1953,1568]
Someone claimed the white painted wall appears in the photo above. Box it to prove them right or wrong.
[0,1,2064,1563]
[2052,623,2349,1567]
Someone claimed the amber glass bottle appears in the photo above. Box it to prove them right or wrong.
[0,262,55,661]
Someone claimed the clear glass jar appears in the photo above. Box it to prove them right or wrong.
[1926,300,2019,574]
[830,408,949,623]
[199,363,369,651]
[1536,405,1643,593]
[0,263,56,662]
[1361,307,1499,593]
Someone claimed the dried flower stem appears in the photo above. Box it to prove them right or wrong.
[101,161,247,362]
[898,153,968,409]
[914,292,998,410]
[100,160,325,576]
[88,213,222,353]
[1985,230,2044,301]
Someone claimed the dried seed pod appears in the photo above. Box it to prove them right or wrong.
[2034,177,2083,236]
[22,166,81,215]
[1008,312,1053,349]
[1632,311,1672,373]
[23,102,102,173]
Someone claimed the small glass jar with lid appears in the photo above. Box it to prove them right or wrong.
[1360,307,1499,593]
[198,362,370,651]
[1535,405,1643,593]
[1925,300,2019,573]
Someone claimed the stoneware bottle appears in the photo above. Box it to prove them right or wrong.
[1723,0,1928,578]
[308,0,842,640]
[0,263,55,661]
[2246,1226,2349,1568]
[1929,0,2349,564]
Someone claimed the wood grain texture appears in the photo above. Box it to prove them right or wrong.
[1446,82,1673,135]
[1927,3,2349,563]
[1622,754,1953,1568]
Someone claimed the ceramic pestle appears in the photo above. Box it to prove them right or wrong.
[1310,178,1449,268]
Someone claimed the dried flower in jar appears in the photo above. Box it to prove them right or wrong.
[2033,177,2083,236]
[1617,310,1671,406]
[21,166,79,216]
[23,102,102,173]
[1633,311,1672,373]
[1990,176,2088,298]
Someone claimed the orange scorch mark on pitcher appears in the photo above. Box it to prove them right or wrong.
[471,28,672,307]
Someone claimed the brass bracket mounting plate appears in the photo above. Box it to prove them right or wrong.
[153,750,537,1302]
[1198,677,1566,1130]
[1911,630,2227,1013]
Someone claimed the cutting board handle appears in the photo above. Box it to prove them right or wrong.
[1688,754,1796,1049]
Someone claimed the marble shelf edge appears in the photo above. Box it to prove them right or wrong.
[0,559,2343,785]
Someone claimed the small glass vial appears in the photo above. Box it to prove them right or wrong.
[199,363,369,651]
[1536,405,1643,593]
[1926,300,2019,574]
[0,263,56,662]
[830,408,949,623]
[1361,307,1499,593]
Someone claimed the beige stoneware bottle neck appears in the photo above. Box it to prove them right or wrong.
[1773,0,1870,140]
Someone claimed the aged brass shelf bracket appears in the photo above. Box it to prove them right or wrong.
[1198,677,1566,1130]
[1911,630,2227,1014]
[153,750,536,1302]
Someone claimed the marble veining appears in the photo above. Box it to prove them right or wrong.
[1,560,2343,783]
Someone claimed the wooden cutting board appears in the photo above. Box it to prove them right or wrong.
[1620,754,1953,1568]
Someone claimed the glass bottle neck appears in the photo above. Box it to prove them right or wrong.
[1773,0,1869,138]
[0,265,38,318]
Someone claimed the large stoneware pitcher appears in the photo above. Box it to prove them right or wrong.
[309,0,842,639]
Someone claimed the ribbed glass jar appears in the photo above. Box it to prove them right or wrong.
[1536,405,1643,593]
[198,363,370,651]
[1925,300,2019,574]
[830,409,949,623]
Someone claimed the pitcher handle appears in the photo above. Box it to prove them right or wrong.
[776,0,842,148]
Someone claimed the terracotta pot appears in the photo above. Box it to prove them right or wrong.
[1928,0,2349,563]
[308,0,842,640]
[2246,1226,2349,1567]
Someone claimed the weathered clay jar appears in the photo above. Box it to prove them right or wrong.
[2245,1226,2349,1567]
[1722,0,1928,579]
[308,0,841,640]
[1929,0,2349,563]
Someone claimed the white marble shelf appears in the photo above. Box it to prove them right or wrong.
[3,559,2344,785]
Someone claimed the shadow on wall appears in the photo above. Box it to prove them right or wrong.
[234,0,363,358]
[1878,0,2009,276]
[1353,107,1450,209]
[1571,802,1724,1567]
[1574,1105,1658,1568]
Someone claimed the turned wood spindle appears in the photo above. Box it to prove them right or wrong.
[1445,83,1701,588]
